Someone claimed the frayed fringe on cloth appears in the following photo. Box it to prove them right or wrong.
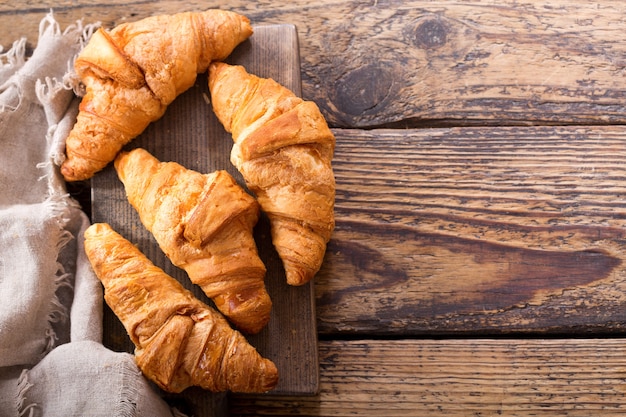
[0,38,27,72]
[38,9,99,52]
[43,218,76,355]
[35,10,100,103]
[15,370,36,417]
[0,38,27,111]
[37,10,100,97]
[0,10,99,111]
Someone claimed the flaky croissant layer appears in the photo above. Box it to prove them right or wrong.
[84,222,278,393]
[208,62,336,286]
[61,10,253,182]
[114,148,272,334]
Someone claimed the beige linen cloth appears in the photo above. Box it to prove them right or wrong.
[0,12,180,417]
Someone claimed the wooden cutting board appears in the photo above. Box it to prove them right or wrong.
[91,24,319,415]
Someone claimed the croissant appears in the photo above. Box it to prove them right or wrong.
[61,10,253,182]
[207,62,335,286]
[84,223,278,393]
[114,148,271,334]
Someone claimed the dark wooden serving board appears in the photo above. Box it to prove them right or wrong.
[91,24,319,414]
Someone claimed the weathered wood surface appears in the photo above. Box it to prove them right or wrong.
[232,338,626,417]
[5,1,626,417]
[319,125,626,336]
[3,1,626,128]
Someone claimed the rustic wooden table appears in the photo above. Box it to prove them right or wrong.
[4,1,626,416]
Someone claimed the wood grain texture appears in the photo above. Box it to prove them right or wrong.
[90,25,318,415]
[317,125,626,335]
[4,1,626,128]
[231,338,626,416]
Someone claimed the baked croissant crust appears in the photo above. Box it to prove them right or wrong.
[61,10,253,182]
[84,223,278,393]
[208,62,335,286]
[114,148,271,334]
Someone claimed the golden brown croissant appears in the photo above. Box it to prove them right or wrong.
[61,10,253,182]
[208,62,335,286]
[84,223,278,393]
[114,148,271,334]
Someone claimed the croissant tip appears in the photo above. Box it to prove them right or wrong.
[214,287,272,334]
[229,313,271,335]
[285,268,314,287]
[209,61,227,73]
[236,314,271,335]
[263,364,280,392]
[60,161,82,182]
[241,358,278,393]
[113,149,131,167]
[241,16,253,37]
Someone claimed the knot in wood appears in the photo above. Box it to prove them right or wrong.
[411,16,448,50]
[333,63,393,117]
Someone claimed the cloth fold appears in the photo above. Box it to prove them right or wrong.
[0,11,177,417]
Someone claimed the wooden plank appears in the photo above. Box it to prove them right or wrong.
[316,125,626,335]
[5,1,626,128]
[90,24,319,417]
[231,338,626,416]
